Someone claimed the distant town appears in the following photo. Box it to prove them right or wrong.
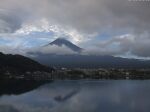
[2,68,150,80]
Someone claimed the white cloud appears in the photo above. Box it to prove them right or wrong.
[15,18,89,45]
[29,45,77,55]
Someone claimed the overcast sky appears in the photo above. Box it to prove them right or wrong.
[0,0,150,58]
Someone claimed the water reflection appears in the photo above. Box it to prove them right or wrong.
[0,80,150,112]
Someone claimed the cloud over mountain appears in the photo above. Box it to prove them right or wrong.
[0,0,150,58]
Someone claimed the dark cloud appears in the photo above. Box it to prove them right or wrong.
[0,10,23,33]
[1,0,150,34]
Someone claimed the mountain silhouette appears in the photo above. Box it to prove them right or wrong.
[45,38,83,53]
[31,54,150,69]
[28,38,150,69]
[0,52,53,73]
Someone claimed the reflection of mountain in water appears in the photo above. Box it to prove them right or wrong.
[54,89,79,102]
[0,81,150,112]
[31,39,150,68]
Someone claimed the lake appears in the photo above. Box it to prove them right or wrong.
[0,80,150,112]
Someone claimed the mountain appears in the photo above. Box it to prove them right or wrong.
[0,52,53,74]
[45,38,83,53]
[31,54,150,69]
[0,52,53,95]
[28,38,150,69]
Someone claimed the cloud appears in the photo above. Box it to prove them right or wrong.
[83,33,150,58]
[1,0,150,35]
[0,10,22,33]
[0,0,150,57]
[28,45,77,55]
[15,19,87,44]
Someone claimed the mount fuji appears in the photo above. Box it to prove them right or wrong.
[45,38,83,53]
[28,38,150,68]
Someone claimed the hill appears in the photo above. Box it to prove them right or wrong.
[32,54,150,69]
[0,52,53,77]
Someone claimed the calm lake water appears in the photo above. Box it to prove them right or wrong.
[0,80,150,112]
